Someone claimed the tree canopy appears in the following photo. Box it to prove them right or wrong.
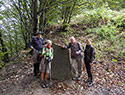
[0,0,124,62]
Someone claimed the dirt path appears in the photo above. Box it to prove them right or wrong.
[0,56,124,95]
[0,57,51,95]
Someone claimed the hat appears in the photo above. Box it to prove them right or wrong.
[47,40,52,45]
[36,31,43,35]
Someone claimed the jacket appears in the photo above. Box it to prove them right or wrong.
[42,47,54,60]
[84,45,95,63]
[65,42,82,59]
[29,36,46,52]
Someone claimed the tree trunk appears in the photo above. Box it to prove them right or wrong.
[0,32,9,62]
[8,32,12,57]
[32,0,38,36]
[39,0,47,33]
[68,0,77,24]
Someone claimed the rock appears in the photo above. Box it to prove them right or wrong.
[51,43,72,81]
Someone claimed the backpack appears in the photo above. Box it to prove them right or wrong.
[32,36,37,46]
[76,42,83,52]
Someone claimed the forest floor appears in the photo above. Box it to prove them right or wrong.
[0,55,124,95]
[0,27,125,95]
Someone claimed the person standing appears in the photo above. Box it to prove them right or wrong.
[84,39,95,87]
[29,31,46,76]
[41,40,54,88]
[63,36,83,81]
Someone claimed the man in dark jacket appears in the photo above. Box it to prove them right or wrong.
[29,31,46,76]
[84,39,95,87]
[63,36,83,81]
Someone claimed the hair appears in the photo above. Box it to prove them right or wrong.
[47,40,52,45]
[86,39,91,44]
[70,36,75,41]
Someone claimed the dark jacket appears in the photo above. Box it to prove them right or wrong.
[65,42,82,59]
[84,45,95,63]
[29,36,46,52]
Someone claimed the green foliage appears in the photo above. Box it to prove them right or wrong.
[72,8,106,28]
[112,13,125,29]
[0,52,5,68]
[95,51,103,59]
[0,62,5,69]
[104,46,115,53]
[120,50,125,56]
[0,0,124,64]
[71,7,125,59]
[72,7,124,43]
[0,52,4,59]
[72,7,125,28]
[63,23,70,29]
[86,24,119,41]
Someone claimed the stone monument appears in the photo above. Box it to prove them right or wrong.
[51,43,72,81]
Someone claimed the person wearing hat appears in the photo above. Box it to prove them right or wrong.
[40,40,54,88]
[84,39,95,87]
[29,31,46,76]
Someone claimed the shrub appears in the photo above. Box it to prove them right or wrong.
[86,24,119,42]
[112,14,125,29]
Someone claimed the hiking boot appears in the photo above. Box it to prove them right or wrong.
[33,73,37,76]
[41,84,46,88]
[84,79,92,83]
[88,82,94,87]
[33,72,40,77]
[72,77,77,81]
[44,81,49,88]
[76,76,81,81]
[41,81,46,88]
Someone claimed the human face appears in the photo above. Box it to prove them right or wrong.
[87,40,91,45]
[47,42,51,46]
[37,34,42,39]
[70,38,75,43]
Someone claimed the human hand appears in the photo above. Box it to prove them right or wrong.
[39,54,42,58]
[62,44,65,48]
[43,55,45,58]
[31,46,34,49]
[90,63,93,66]
[46,50,49,53]
[76,51,79,55]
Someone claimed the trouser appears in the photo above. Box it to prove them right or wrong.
[34,62,40,75]
[85,61,93,82]
[34,54,41,75]
[41,59,51,73]
[72,58,83,78]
